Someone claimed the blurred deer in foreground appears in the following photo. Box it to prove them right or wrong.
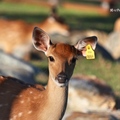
[0,8,69,60]
[0,27,97,120]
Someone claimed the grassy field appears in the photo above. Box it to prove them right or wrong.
[0,1,120,96]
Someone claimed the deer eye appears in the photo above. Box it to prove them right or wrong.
[48,56,55,62]
[71,57,77,63]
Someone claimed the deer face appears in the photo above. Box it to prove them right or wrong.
[32,27,97,87]
[45,43,77,87]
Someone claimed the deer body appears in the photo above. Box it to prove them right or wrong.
[0,27,97,120]
[0,17,69,59]
[0,76,67,120]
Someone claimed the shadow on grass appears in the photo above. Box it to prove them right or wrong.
[0,12,48,23]
[96,44,115,61]
[96,44,120,62]
[115,96,120,109]
[65,14,119,33]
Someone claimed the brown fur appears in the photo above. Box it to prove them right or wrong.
[0,43,76,120]
[0,27,97,120]
[52,43,76,58]
[0,18,69,59]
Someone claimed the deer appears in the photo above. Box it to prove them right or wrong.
[0,27,97,120]
[0,13,69,60]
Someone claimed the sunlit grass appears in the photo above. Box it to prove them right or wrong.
[0,2,101,16]
[0,2,49,14]
[74,54,120,94]
[0,1,117,32]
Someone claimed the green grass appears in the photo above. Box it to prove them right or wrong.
[0,2,49,14]
[74,54,120,94]
[0,2,49,22]
[0,2,119,32]
[0,1,120,96]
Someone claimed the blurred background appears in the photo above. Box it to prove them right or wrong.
[0,0,120,119]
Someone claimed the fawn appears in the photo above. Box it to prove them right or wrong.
[0,15,69,59]
[0,27,97,120]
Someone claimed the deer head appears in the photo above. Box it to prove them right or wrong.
[32,27,97,87]
[0,27,97,120]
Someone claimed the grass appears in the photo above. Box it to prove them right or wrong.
[0,2,119,32]
[0,2,49,14]
[0,1,49,22]
[74,54,120,95]
[0,1,120,96]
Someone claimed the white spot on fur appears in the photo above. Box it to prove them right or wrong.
[0,76,4,79]
[13,115,17,119]
[18,112,23,117]
[30,91,33,94]
[28,111,32,114]
[20,100,24,104]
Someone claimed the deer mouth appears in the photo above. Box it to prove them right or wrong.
[55,79,69,87]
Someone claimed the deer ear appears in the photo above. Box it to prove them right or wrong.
[32,27,53,52]
[74,36,97,57]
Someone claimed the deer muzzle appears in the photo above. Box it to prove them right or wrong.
[56,72,68,84]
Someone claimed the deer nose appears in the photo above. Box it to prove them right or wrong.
[56,72,68,83]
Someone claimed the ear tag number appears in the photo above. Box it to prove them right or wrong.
[86,44,95,59]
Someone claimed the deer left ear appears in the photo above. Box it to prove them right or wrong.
[74,36,97,57]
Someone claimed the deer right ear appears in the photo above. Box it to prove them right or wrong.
[74,36,97,57]
[32,27,52,53]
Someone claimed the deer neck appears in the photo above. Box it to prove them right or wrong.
[39,76,68,120]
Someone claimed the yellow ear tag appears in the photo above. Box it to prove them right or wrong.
[86,44,95,59]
